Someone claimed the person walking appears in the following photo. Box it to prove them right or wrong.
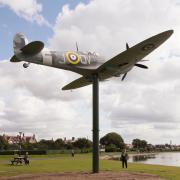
[23,152,29,165]
[71,149,75,157]
[120,149,128,168]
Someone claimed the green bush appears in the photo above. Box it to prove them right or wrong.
[0,150,47,155]
[100,132,124,151]
[105,144,117,152]
[47,148,92,154]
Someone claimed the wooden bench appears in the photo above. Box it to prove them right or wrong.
[11,157,24,165]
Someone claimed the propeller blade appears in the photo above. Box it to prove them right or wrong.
[121,73,127,81]
[135,64,148,69]
[140,59,149,62]
[76,42,79,52]
[126,43,129,50]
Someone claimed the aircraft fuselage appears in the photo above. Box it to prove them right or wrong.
[16,50,135,78]
[17,50,107,74]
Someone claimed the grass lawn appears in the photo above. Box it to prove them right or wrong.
[0,153,179,180]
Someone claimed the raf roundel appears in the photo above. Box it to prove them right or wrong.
[141,43,155,51]
[66,51,81,65]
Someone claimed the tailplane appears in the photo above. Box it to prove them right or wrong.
[62,76,92,90]
[11,33,44,63]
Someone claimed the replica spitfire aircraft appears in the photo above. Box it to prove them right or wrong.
[10,30,173,90]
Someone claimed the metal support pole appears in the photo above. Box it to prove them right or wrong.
[92,74,99,173]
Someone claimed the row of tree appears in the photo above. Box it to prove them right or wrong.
[0,133,148,152]
[0,136,92,151]
[100,133,149,151]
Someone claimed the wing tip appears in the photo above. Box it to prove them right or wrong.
[163,29,174,38]
[62,85,73,91]
[167,29,174,35]
[62,87,68,91]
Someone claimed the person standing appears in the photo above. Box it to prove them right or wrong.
[23,152,29,165]
[120,149,128,168]
[71,149,75,157]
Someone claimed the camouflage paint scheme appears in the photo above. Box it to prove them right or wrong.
[10,30,173,90]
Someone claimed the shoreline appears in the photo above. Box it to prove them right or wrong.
[100,152,157,160]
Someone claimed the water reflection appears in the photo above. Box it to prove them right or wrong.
[129,152,180,166]
[132,154,155,162]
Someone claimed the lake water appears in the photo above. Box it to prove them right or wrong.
[128,152,180,166]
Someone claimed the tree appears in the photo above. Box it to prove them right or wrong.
[141,140,147,149]
[73,138,92,149]
[54,138,65,149]
[105,144,117,152]
[132,139,148,150]
[22,142,34,150]
[132,139,141,149]
[0,136,8,150]
[100,132,124,151]
[37,139,55,150]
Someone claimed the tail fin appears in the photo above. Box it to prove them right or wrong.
[13,33,28,54]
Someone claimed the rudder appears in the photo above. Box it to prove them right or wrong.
[13,33,28,54]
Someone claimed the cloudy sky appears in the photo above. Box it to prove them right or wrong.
[0,0,180,144]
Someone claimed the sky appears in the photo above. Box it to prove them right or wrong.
[0,0,180,144]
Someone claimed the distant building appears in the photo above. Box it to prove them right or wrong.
[3,133,37,144]
[63,137,75,144]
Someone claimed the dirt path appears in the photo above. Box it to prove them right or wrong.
[0,172,165,180]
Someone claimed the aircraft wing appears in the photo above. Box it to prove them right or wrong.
[62,76,92,90]
[62,30,173,90]
[97,30,173,78]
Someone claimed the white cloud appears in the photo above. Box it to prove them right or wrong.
[0,61,92,139]
[1,0,180,144]
[47,0,180,144]
[0,0,50,27]
[48,0,180,58]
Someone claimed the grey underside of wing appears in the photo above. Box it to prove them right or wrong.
[97,30,173,79]
[62,76,92,90]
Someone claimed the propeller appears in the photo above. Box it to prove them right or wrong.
[76,42,79,52]
[121,43,148,81]
[140,60,149,62]
[126,43,148,62]
[126,43,129,50]
[135,63,148,69]
[121,73,127,81]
